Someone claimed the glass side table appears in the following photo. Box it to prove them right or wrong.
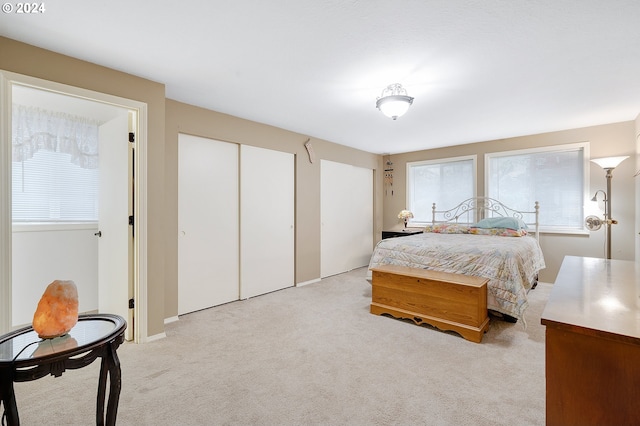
[0,314,126,425]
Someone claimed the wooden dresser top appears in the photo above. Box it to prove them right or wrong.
[541,256,640,343]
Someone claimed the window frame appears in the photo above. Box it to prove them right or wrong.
[484,142,590,235]
[406,155,477,227]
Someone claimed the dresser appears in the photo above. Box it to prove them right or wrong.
[541,256,640,426]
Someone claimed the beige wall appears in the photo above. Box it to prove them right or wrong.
[0,36,168,337]
[1,37,384,331]
[164,100,383,319]
[385,121,636,283]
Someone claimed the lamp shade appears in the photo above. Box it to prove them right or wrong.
[397,210,414,220]
[376,84,413,120]
[591,156,629,170]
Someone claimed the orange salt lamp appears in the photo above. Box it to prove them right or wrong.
[32,280,79,339]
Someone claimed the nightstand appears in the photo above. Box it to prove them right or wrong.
[381,229,423,239]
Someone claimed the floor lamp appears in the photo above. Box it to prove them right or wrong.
[586,156,628,259]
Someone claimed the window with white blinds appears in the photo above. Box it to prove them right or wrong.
[407,156,476,223]
[11,105,100,223]
[12,150,99,222]
[485,143,588,233]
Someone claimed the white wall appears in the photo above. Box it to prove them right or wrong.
[12,226,98,327]
[636,113,640,264]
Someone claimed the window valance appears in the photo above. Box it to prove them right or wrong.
[12,104,100,169]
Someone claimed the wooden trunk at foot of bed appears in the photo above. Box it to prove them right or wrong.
[370,265,490,343]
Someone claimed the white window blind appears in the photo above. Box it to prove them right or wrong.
[486,144,586,232]
[407,156,476,223]
[12,105,100,222]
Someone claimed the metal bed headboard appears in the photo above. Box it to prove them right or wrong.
[431,197,540,240]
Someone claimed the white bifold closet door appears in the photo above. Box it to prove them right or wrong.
[320,160,373,278]
[240,145,294,299]
[178,134,239,315]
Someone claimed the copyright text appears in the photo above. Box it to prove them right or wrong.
[2,3,46,13]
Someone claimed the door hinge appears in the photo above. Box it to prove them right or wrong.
[129,298,134,309]
[129,132,135,143]
[129,215,134,226]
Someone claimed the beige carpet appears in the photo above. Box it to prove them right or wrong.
[13,267,550,425]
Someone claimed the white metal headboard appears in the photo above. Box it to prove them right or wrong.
[431,197,540,240]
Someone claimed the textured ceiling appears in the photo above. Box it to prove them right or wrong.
[2,0,640,154]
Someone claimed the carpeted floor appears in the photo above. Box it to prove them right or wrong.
[12,267,550,425]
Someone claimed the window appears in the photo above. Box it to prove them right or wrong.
[12,150,99,222]
[12,104,100,223]
[407,156,476,223]
[485,143,588,233]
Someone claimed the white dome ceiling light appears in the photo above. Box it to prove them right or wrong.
[376,83,414,120]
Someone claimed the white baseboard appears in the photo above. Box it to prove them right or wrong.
[145,332,167,343]
[164,316,179,324]
[296,277,321,287]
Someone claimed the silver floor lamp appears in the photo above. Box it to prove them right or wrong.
[585,156,628,259]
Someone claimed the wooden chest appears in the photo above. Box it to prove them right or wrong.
[370,265,490,343]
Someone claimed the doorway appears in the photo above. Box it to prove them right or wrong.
[0,71,148,342]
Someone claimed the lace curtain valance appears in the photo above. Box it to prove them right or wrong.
[12,104,101,169]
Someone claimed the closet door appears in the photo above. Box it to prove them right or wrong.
[240,145,294,299]
[178,134,239,315]
[321,160,373,278]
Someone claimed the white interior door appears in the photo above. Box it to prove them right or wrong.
[98,112,131,339]
[240,145,294,299]
[321,160,373,278]
[178,134,239,315]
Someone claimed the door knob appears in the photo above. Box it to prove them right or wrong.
[94,231,102,237]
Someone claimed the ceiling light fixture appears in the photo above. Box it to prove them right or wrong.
[376,83,414,120]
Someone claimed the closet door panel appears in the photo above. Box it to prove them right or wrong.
[178,134,239,315]
[321,160,373,278]
[240,145,294,299]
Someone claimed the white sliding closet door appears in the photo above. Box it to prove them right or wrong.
[178,134,239,315]
[240,145,294,299]
[321,160,373,278]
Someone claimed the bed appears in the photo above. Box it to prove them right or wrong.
[368,197,546,325]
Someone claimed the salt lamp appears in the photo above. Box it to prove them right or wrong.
[32,280,79,339]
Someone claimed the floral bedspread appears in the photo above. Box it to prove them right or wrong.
[367,233,546,321]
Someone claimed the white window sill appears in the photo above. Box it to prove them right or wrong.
[12,222,98,232]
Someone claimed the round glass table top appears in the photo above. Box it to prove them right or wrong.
[0,314,125,363]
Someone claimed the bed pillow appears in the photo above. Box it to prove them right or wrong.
[468,227,527,237]
[423,223,469,234]
[470,217,528,231]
